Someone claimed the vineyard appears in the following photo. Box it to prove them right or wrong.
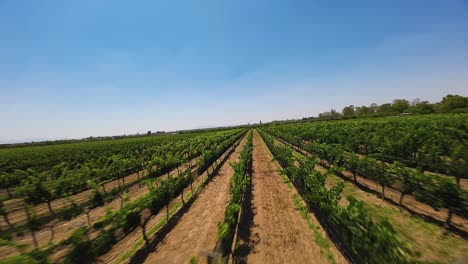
[0,114,467,263]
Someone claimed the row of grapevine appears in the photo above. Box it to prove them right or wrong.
[64,130,246,263]
[0,129,241,203]
[265,127,468,226]
[0,131,244,253]
[0,130,239,221]
[196,130,248,175]
[0,133,204,175]
[259,130,412,263]
[0,131,240,237]
[217,130,253,258]
[264,114,467,181]
[1,130,247,263]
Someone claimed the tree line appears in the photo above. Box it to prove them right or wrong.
[315,94,468,120]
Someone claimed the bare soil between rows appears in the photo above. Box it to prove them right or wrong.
[279,138,468,233]
[140,137,247,264]
[97,137,246,264]
[1,157,199,228]
[0,158,198,260]
[235,131,345,264]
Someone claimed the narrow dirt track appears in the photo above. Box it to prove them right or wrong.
[279,138,468,231]
[237,131,330,264]
[1,156,198,228]
[142,137,247,264]
[3,167,146,225]
[96,137,244,264]
[0,160,198,260]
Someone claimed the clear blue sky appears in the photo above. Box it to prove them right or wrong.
[1,0,468,142]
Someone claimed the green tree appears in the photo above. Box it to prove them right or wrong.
[391,99,410,113]
[438,94,468,113]
[408,100,435,114]
[342,105,355,117]
[377,103,393,115]
[355,105,370,116]
[368,103,378,114]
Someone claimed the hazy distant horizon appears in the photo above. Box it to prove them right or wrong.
[1,1,468,142]
[1,93,462,145]
[0,123,246,144]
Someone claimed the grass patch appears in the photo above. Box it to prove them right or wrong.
[328,173,468,263]
[292,194,335,264]
[280,173,293,189]
[272,136,336,263]
[282,140,468,263]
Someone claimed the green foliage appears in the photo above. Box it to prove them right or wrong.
[90,189,104,208]
[91,230,116,256]
[0,248,50,264]
[439,94,468,113]
[62,129,247,261]
[0,129,243,203]
[124,211,140,233]
[259,130,412,263]
[61,201,83,221]
[316,94,467,119]
[16,171,54,205]
[196,131,245,175]
[66,226,93,263]
[218,131,253,256]
[267,114,467,175]
[27,213,41,232]
[264,119,468,225]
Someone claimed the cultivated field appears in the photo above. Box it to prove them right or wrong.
[1,114,467,264]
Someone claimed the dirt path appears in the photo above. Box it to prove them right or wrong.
[94,137,245,264]
[274,138,468,263]
[141,137,248,264]
[1,156,198,229]
[236,131,336,264]
[301,140,468,190]
[0,160,198,260]
[277,138,468,232]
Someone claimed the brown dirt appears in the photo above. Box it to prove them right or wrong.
[1,157,198,229]
[141,137,247,264]
[326,174,468,263]
[342,170,468,230]
[302,140,468,190]
[94,137,245,264]
[351,152,468,190]
[278,138,468,232]
[54,160,203,264]
[236,131,340,264]
[277,138,468,263]
[0,159,198,260]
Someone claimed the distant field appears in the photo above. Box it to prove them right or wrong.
[1,114,467,264]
